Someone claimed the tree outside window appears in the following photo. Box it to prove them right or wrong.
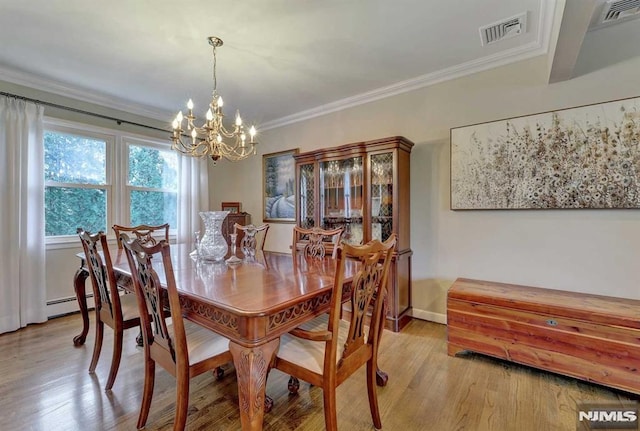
[44,123,178,239]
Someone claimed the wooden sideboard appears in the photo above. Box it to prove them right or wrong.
[222,212,251,246]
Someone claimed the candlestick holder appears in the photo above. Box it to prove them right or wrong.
[225,232,242,265]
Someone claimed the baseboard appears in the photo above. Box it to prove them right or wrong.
[411,308,447,325]
[46,294,94,318]
[47,297,449,325]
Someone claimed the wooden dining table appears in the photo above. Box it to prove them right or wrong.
[72,243,358,430]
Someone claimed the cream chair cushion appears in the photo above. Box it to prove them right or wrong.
[165,320,230,366]
[277,314,350,375]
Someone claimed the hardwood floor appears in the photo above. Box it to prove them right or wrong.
[0,314,636,430]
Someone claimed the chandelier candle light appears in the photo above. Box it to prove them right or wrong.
[171,36,257,163]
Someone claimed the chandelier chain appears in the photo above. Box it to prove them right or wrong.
[211,43,217,99]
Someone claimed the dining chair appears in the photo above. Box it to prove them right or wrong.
[233,223,269,257]
[112,223,169,346]
[274,234,397,431]
[113,223,170,249]
[120,234,233,431]
[286,226,345,394]
[77,228,142,391]
[291,226,344,259]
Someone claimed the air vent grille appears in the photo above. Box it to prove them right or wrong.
[601,0,640,23]
[479,12,527,46]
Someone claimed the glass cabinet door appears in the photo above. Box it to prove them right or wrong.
[370,152,394,242]
[298,163,315,228]
[320,156,363,244]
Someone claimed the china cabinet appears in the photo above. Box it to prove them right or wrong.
[294,136,414,331]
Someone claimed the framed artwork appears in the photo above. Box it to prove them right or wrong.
[263,149,298,222]
[450,95,640,210]
[221,202,241,213]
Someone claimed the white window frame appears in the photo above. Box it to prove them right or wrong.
[120,136,179,230]
[44,118,177,249]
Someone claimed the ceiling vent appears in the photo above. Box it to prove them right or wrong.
[599,0,640,24]
[479,12,527,46]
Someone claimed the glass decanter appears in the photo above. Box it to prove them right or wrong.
[197,211,229,262]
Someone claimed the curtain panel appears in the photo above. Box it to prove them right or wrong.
[177,154,209,246]
[0,96,47,333]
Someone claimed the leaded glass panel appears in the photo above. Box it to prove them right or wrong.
[320,157,363,244]
[299,163,315,228]
[370,152,394,241]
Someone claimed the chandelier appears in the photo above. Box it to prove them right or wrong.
[171,36,257,163]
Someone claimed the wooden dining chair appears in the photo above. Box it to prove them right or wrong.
[234,223,269,257]
[120,235,233,431]
[113,223,170,249]
[286,226,345,394]
[77,228,142,391]
[274,234,396,431]
[112,223,169,346]
[291,226,344,259]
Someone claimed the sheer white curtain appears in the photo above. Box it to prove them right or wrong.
[0,96,46,334]
[177,154,209,245]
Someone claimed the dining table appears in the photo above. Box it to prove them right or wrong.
[72,243,360,431]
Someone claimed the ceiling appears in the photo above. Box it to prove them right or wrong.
[1,0,639,130]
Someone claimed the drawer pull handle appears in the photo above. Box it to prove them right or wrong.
[546,319,558,326]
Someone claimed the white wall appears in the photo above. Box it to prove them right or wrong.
[7,51,640,321]
[211,54,640,323]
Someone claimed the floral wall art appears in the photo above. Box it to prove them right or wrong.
[450,96,640,210]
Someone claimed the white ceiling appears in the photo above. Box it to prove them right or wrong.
[0,0,638,130]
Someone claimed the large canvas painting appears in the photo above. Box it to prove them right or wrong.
[450,96,640,210]
[263,149,298,222]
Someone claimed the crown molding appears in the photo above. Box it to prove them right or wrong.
[0,1,556,132]
[260,42,543,130]
[262,0,556,131]
[0,66,172,121]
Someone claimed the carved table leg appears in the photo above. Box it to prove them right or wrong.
[230,338,279,431]
[72,266,90,346]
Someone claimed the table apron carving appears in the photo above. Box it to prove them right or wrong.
[180,296,240,337]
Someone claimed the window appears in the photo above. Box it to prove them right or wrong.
[44,128,111,236]
[126,140,178,227]
[44,120,178,242]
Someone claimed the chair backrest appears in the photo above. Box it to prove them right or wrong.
[120,234,186,372]
[77,228,122,322]
[113,223,170,249]
[234,223,269,257]
[292,226,344,259]
[326,234,396,376]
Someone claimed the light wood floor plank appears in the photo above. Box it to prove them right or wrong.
[0,314,635,430]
